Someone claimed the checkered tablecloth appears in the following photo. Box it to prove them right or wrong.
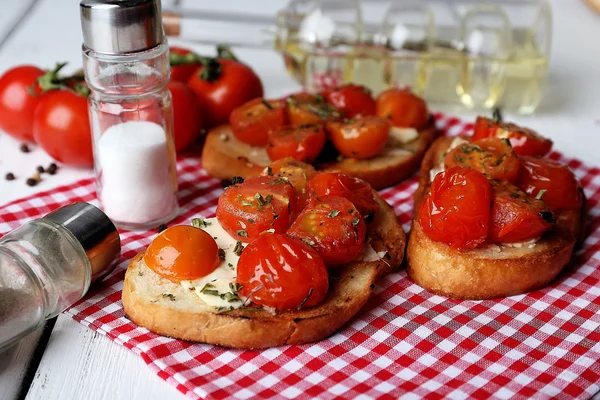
[1,114,600,400]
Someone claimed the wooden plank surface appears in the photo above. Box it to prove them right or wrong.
[0,0,599,399]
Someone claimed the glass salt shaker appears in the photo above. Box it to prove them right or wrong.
[0,202,121,352]
[80,0,179,230]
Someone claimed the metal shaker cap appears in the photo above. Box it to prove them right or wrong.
[80,0,164,55]
[46,202,121,284]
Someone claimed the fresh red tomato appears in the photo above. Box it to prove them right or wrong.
[267,124,326,163]
[327,116,390,159]
[418,167,492,250]
[473,116,552,157]
[144,225,220,281]
[286,93,341,125]
[444,137,520,182]
[0,65,44,142]
[488,182,554,243]
[229,98,287,146]
[169,47,201,83]
[517,156,582,210]
[265,158,318,214]
[168,81,203,152]
[188,58,263,127]
[236,234,328,311]
[306,172,378,218]
[375,89,429,129]
[324,84,376,118]
[33,90,93,168]
[287,195,366,266]
[216,176,295,242]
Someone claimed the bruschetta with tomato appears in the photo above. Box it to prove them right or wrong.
[201,86,439,189]
[122,159,406,348]
[407,117,587,300]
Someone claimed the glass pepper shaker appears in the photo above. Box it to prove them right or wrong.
[80,0,179,230]
[0,202,121,352]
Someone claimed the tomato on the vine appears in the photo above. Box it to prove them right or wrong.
[287,195,366,266]
[0,65,44,142]
[267,124,326,163]
[236,234,329,311]
[168,81,204,152]
[418,167,492,250]
[473,116,552,157]
[169,47,202,83]
[326,116,390,159]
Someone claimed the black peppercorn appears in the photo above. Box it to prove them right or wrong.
[20,144,30,153]
[37,166,45,173]
[47,163,58,175]
[5,172,15,181]
[26,178,38,187]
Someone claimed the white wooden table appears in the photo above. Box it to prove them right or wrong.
[0,1,599,399]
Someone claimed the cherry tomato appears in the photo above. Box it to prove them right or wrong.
[267,124,326,163]
[237,234,328,311]
[375,89,429,129]
[168,81,204,152]
[488,181,554,243]
[444,137,520,182]
[169,47,201,83]
[324,84,376,118]
[418,167,492,250]
[517,156,582,210]
[0,65,44,142]
[33,90,93,168]
[229,98,287,146]
[327,116,390,159]
[144,225,220,281]
[265,158,318,214]
[473,116,552,157]
[306,172,378,217]
[285,93,341,125]
[287,195,366,266]
[216,176,295,242]
[188,58,263,127]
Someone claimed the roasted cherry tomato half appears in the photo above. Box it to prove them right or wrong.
[375,89,429,129]
[517,156,583,210]
[488,181,554,243]
[306,172,378,218]
[229,98,287,146]
[0,65,44,142]
[144,225,220,281]
[285,93,341,125]
[327,116,390,159]
[418,167,492,250]
[267,124,326,163]
[287,195,366,266]
[323,84,376,118]
[237,234,329,311]
[473,116,552,157]
[264,158,318,214]
[216,176,295,242]
[444,137,520,182]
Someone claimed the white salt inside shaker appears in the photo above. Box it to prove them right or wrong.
[97,121,177,226]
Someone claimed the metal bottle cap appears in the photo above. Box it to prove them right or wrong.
[46,202,121,284]
[80,0,164,55]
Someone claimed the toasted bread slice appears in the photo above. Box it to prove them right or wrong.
[122,193,406,349]
[406,137,586,300]
[201,118,438,189]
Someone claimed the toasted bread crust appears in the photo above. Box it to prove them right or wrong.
[122,193,406,349]
[406,136,585,300]
[201,118,438,189]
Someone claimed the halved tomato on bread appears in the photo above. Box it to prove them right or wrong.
[287,195,366,266]
[306,172,378,218]
[375,88,429,129]
[144,226,220,281]
[326,116,390,159]
[473,117,552,157]
[444,137,520,182]
[285,93,341,125]
[265,158,318,215]
[517,156,583,210]
[323,84,376,118]
[229,98,287,146]
[488,181,554,243]
[216,176,295,242]
[418,167,492,250]
[267,124,326,163]
[236,234,329,311]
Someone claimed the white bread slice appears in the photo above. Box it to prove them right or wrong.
[201,118,438,189]
[122,192,406,349]
[406,136,586,300]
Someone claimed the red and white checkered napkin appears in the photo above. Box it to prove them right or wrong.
[1,114,600,400]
